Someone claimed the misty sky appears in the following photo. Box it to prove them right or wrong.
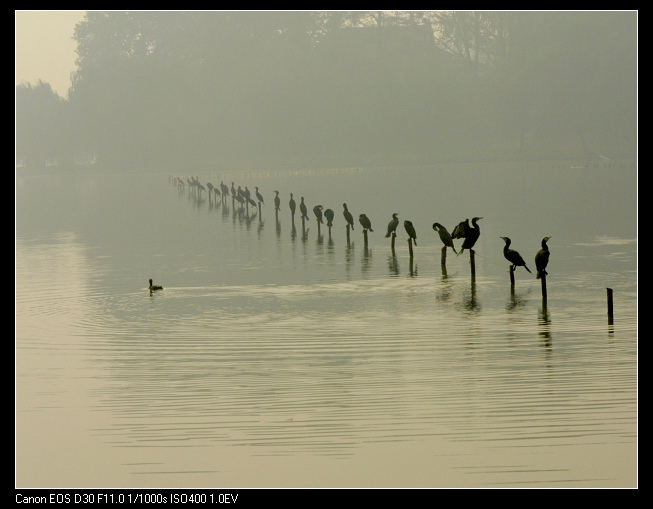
[15,10,85,96]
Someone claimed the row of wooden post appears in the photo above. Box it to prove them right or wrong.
[363,228,615,328]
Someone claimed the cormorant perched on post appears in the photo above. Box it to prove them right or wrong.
[404,220,417,245]
[313,205,324,224]
[359,214,373,232]
[274,191,281,211]
[324,208,334,227]
[343,203,354,230]
[220,181,229,197]
[231,182,236,198]
[289,193,296,219]
[300,197,309,221]
[432,223,458,254]
[385,213,399,238]
[149,279,163,291]
[451,219,469,239]
[535,236,551,279]
[500,237,531,272]
[255,187,264,206]
[459,217,483,255]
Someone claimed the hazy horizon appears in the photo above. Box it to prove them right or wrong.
[15,10,85,96]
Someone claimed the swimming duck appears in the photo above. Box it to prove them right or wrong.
[149,279,163,291]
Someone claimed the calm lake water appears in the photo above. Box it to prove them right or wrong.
[16,161,637,488]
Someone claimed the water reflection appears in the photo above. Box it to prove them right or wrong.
[388,254,400,277]
[16,167,637,488]
[460,279,481,313]
[538,306,553,350]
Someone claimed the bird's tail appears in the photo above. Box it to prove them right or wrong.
[385,233,390,238]
[457,248,464,256]
[369,228,374,232]
[525,266,532,273]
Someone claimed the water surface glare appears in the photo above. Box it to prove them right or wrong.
[16,165,637,488]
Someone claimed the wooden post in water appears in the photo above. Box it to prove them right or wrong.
[540,272,548,306]
[470,249,476,280]
[408,237,414,259]
[441,246,447,267]
[346,224,351,245]
[363,229,368,249]
[607,288,614,325]
[391,232,396,254]
[509,265,515,288]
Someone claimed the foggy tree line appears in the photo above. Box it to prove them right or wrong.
[16,11,636,170]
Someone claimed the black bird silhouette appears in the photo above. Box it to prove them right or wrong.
[385,213,399,238]
[459,217,482,255]
[404,220,417,245]
[300,197,309,220]
[255,187,264,205]
[274,190,281,211]
[432,222,458,254]
[289,193,296,218]
[535,236,551,279]
[313,205,324,224]
[149,279,163,291]
[451,219,469,239]
[500,237,531,272]
[343,203,354,230]
[359,214,373,232]
[324,208,335,227]
[220,181,229,197]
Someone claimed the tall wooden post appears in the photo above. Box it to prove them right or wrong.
[607,288,614,325]
[470,249,476,280]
